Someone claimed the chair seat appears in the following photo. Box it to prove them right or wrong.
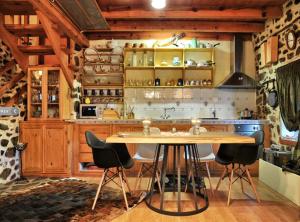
[133,153,163,163]
[185,152,215,162]
[215,155,233,165]
[199,152,215,162]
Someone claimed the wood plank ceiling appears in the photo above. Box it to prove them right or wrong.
[0,0,287,41]
[86,0,286,39]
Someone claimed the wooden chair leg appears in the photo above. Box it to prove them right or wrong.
[216,166,227,191]
[122,168,131,194]
[134,164,143,191]
[227,168,234,206]
[245,167,261,203]
[92,169,107,210]
[156,171,162,193]
[240,167,244,193]
[205,162,214,195]
[119,170,129,210]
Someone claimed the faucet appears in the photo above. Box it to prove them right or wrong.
[160,107,175,119]
[212,109,216,118]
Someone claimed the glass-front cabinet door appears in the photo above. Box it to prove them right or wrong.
[47,69,60,119]
[27,67,69,120]
[28,69,44,119]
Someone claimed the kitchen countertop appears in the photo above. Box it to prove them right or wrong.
[66,119,269,125]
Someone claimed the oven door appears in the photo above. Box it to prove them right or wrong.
[80,105,98,119]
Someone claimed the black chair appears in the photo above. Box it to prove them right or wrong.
[215,131,263,205]
[215,143,237,200]
[85,131,134,210]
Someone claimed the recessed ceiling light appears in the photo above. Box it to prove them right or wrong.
[151,0,166,9]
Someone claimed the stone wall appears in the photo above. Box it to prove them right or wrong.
[253,0,300,145]
[0,39,26,184]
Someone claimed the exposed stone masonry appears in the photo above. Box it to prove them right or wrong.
[0,39,26,184]
[252,0,300,145]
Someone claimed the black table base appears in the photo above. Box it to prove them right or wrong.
[145,144,209,216]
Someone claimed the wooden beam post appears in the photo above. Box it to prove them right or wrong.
[36,11,74,89]
[0,14,29,72]
[28,0,89,48]
[102,7,282,20]
[101,20,265,33]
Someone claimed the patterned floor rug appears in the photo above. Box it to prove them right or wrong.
[0,178,141,222]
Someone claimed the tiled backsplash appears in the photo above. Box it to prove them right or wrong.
[124,88,256,119]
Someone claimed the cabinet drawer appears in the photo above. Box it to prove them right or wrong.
[79,125,111,134]
[79,153,93,162]
[79,132,110,144]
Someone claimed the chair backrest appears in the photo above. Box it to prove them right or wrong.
[251,131,264,159]
[234,144,259,165]
[189,127,213,158]
[85,131,124,169]
[136,127,163,159]
[216,143,237,163]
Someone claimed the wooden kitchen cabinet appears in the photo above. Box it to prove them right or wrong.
[124,48,215,88]
[20,121,71,176]
[43,124,68,173]
[20,124,43,174]
[72,122,264,177]
[27,66,70,120]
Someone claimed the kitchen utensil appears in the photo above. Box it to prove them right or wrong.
[186,59,197,67]
[155,78,161,86]
[84,48,99,62]
[177,78,183,86]
[102,108,120,119]
[267,80,278,108]
[172,57,181,66]
[160,60,168,66]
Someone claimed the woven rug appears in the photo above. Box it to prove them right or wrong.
[0,178,142,222]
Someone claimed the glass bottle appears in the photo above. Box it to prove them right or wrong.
[143,51,148,67]
[132,51,137,67]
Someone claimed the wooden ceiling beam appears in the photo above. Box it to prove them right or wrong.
[18,45,54,55]
[0,60,16,77]
[5,24,45,36]
[102,7,282,20]
[98,20,264,33]
[36,10,74,89]
[0,14,29,72]
[28,0,89,48]
[86,31,241,41]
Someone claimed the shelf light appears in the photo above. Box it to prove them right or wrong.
[151,0,166,9]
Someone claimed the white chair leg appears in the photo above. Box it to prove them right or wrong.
[134,164,143,191]
[119,169,129,210]
[92,169,107,210]
[155,171,162,193]
[205,162,214,195]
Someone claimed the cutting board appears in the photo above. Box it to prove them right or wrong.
[102,108,120,119]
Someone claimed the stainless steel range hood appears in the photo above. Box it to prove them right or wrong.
[218,35,257,89]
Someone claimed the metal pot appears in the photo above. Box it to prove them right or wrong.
[267,80,278,108]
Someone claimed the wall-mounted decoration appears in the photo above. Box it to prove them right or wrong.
[285,30,297,50]
[266,36,278,65]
